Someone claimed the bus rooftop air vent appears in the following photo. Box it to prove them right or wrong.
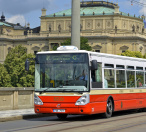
[57,46,78,51]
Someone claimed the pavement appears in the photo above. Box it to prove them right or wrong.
[0,108,53,122]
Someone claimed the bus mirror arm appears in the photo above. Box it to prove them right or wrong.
[25,59,30,71]
[25,58,36,71]
[91,60,98,70]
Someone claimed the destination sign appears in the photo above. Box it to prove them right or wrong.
[37,53,87,64]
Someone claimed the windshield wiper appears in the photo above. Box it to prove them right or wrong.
[56,89,77,92]
[57,89,84,94]
[39,88,50,94]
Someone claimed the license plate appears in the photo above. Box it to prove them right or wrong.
[53,109,65,112]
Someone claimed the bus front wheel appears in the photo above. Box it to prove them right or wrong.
[56,114,68,120]
[103,98,113,118]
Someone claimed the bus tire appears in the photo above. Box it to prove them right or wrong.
[102,98,113,118]
[142,108,146,112]
[56,114,68,120]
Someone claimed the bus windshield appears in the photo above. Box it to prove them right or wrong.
[35,53,89,92]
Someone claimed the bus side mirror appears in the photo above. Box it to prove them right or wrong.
[25,59,30,71]
[91,60,98,70]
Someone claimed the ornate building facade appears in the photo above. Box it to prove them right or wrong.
[0,1,146,64]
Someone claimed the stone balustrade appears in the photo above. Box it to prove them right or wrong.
[0,31,145,40]
[0,87,34,111]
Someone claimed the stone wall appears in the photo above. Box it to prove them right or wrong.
[0,87,34,110]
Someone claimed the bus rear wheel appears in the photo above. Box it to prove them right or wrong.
[103,98,113,118]
[56,114,68,120]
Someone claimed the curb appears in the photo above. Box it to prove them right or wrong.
[0,114,54,122]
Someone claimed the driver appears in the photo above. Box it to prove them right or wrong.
[79,70,88,81]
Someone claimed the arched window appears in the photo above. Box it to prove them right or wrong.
[92,45,102,53]
[41,46,49,51]
[31,46,40,55]
[120,45,129,53]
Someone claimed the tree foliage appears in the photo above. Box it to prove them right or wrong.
[0,64,11,87]
[53,37,92,51]
[52,45,59,51]
[120,50,143,58]
[4,45,35,87]
[80,37,92,51]
[143,53,146,59]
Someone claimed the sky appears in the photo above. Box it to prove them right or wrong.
[0,0,145,28]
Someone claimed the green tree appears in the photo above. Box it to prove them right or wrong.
[143,53,146,59]
[4,45,35,87]
[80,37,92,51]
[0,64,11,87]
[52,45,59,51]
[53,37,92,51]
[120,50,143,58]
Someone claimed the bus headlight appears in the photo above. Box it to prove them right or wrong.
[34,94,43,105]
[75,94,90,105]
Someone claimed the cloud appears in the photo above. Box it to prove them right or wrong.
[7,15,26,26]
[0,0,52,15]
[118,1,137,11]
[139,0,146,15]
[139,8,146,15]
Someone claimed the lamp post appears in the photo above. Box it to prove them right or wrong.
[71,0,80,50]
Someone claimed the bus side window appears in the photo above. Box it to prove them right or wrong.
[127,71,135,88]
[136,71,144,88]
[91,70,96,82]
[104,64,115,88]
[92,63,102,88]
[145,72,146,88]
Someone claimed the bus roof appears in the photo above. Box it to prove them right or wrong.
[37,50,146,62]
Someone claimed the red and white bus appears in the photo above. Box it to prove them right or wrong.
[26,46,146,119]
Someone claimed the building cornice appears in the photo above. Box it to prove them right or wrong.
[0,34,145,42]
[41,14,143,22]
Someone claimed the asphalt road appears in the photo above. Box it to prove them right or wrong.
[1,110,146,132]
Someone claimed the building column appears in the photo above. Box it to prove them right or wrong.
[103,19,106,31]
[13,90,18,109]
[27,44,33,54]
[63,21,66,31]
[93,19,95,31]
[54,20,56,31]
[135,43,139,51]
[144,45,146,54]
[26,44,30,54]
[49,43,52,51]
[59,42,61,46]
[105,43,107,53]
[0,44,4,63]
[112,43,114,54]
[101,43,107,53]
[3,44,6,60]
[132,43,135,51]
[114,44,117,54]
[82,19,85,30]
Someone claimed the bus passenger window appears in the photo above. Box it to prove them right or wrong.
[104,69,115,88]
[116,70,126,88]
[127,71,135,88]
[136,71,144,88]
[91,63,102,88]
[145,72,146,88]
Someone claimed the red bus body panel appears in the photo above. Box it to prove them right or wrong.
[35,93,146,115]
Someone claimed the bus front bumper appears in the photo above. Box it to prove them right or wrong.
[35,103,93,115]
